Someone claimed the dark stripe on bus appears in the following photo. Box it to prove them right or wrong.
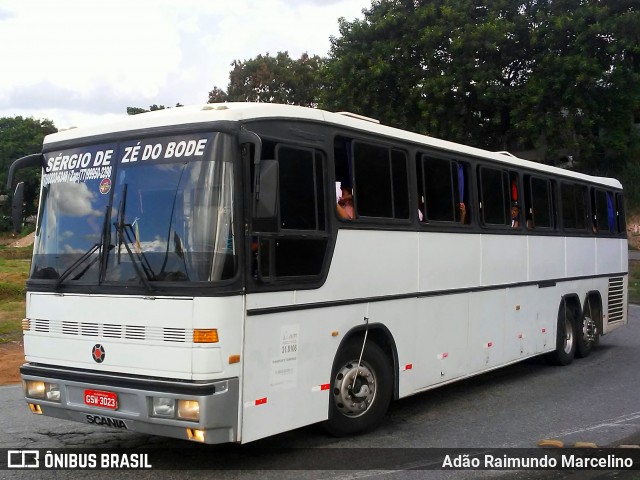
[246,271,627,316]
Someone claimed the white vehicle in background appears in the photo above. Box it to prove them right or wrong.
[7,103,628,444]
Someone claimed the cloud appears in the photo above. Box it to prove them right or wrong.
[0,0,369,128]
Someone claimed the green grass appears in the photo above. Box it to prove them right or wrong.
[0,246,31,344]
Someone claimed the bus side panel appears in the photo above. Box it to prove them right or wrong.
[528,236,565,281]
[240,306,363,443]
[296,230,419,304]
[565,237,596,277]
[411,295,469,391]
[595,237,622,275]
[504,286,542,359]
[480,235,527,286]
[467,290,506,373]
[418,232,481,291]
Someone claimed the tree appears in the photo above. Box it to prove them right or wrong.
[0,116,57,228]
[126,103,184,115]
[322,0,639,171]
[209,52,324,106]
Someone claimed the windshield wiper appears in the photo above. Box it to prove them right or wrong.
[55,206,112,289]
[114,183,155,292]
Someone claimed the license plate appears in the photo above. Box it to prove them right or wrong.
[84,389,118,410]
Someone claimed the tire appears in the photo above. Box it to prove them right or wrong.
[576,308,597,358]
[545,302,577,366]
[323,340,393,437]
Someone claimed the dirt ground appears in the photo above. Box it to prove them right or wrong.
[0,341,23,386]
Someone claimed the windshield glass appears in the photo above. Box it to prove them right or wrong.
[31,132,237,285]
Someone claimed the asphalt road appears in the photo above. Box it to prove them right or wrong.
[1,306,640,479]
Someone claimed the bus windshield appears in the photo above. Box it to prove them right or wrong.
[31,132,237,285]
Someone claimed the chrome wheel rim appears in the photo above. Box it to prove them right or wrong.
[563,316,574,354]
[333,360,377,418]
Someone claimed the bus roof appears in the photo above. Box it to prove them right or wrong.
[45,103,622,189]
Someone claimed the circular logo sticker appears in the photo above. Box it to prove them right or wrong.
[92,344,105,363]
[99,178,111,195]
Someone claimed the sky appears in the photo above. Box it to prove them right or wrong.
[0,0,370,129]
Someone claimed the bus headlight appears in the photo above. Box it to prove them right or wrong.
[45,383,61,402]
[25,381,60,402]
[152,397,175,418]
[25,380,45,399]
[151,397,199,421]
[177,400,200,421]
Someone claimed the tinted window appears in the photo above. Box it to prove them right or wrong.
[561,183,588,230]
[352,142,409,219]
[480,167,510,225]
[278,146,324,231]
[526,176,553,229]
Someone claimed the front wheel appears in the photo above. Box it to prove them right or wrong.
[545,303,577,366]
[323,340,393,436]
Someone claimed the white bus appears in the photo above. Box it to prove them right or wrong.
[9,103,628,444]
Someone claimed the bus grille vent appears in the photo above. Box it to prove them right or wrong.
[62,321,79,335]
[102,324,122,338]
[81,323,99,336]
[125,325,146,340]
[607,277,624,323]
[163,328,186,342]
[34,319,50,332]
[28,320,192,343]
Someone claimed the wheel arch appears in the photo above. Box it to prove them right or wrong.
[560,293,583,323]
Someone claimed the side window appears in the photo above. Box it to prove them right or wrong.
[524,175,554,229]
[252,142,328,283]
[334,137,410,220]
[479,166,510,226]
[616,192,626,234]
[277,145,325,231]
[561,183,588,230]
[418,155,469,224]
[592,189,614,234]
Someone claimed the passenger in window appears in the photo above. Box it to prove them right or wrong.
[511,203,521,228]
[336,183,355,220]
[459,202,467,224]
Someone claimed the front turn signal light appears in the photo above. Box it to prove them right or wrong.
[194,329,218,343]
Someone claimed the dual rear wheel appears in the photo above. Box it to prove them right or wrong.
[546,300,599,366]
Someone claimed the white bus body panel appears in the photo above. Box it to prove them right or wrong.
[239,230,628,443]
[24,293,244,381]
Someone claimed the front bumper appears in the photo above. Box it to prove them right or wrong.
[20,364,239,444]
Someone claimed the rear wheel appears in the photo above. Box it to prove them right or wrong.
[323,340,393,436]
[545,302,577,366]
[576,305,597,358]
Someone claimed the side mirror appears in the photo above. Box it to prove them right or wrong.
[11,182,25,233]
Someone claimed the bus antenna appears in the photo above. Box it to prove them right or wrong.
[353,316,370,392]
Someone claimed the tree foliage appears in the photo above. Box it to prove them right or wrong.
[126,103,184,115]
[209,52,324,106]
[322,0,640,173]
[0,117,57,226]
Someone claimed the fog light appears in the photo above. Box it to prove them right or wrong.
[186,428,205,442]
[25,381,45,399]
[177,400,200,421]
[28,403,43,414]
[45,383,60,402]
[152,397,175,417]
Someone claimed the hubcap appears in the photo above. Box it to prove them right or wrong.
[563,316,574,354]
[333,361,376,418]
[583,315,597,343]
